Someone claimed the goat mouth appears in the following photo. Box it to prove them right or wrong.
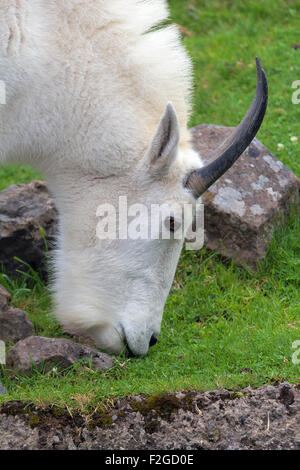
[123,338,136,357]
[120,325,136,357]
[123,334,158,357]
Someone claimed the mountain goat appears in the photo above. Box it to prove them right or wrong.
[0,0,267,356]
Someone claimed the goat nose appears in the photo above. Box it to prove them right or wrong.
[149,334,158,348]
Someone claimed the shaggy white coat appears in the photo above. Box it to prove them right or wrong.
[0,0,203,355]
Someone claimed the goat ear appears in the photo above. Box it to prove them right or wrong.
[147,102,180,176]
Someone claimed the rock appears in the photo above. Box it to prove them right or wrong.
[278,382,295,406]
[0,285,11,311]
[6,336,114,374]
[0,284,35,343]
[0,383,7,395]
[0,283,35,343]
[62,326,98,347]
[0,181,57,278]
[191,125,300,268]
[0,308,35,344]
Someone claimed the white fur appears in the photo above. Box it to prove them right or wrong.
[0,0,203,355]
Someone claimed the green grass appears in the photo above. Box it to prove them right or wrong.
[0,0,300,412]
[0,164,40,192]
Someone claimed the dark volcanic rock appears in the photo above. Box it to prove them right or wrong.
[191,124,300,268]
[0,309,35,344]
[278,382,295,406]
[0,284,35,344]
[0,285,11,311]
[0,181,57,277]
[6,336,114,374]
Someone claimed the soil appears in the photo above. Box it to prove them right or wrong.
[0,382,299,450]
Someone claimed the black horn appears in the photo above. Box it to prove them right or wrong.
[185,57,268,198]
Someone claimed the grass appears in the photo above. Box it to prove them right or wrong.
[0,0,300,412]
[0,164,40,192]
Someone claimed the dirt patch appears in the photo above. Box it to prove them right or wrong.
[0,382,299,450]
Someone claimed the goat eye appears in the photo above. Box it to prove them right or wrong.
[164,216,176,233]
[169,217,175,232]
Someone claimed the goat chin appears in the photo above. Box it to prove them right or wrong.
[87,325,125,355]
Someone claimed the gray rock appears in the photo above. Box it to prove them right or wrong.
[0,383,7,395]
[191,125,300,268]
[278,382,295,406]
[0,308,35,344]
[0,285,11,311]
[6,336,114,374]
[0,181,57,278]
[62,326,98,347]
[0,284,35,343]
